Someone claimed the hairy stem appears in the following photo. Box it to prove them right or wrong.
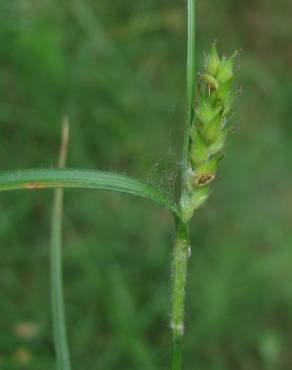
[172,1,196,369]
[171,219,190,370]
[50,118,71,370]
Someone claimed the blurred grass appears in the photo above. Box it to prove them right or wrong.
[0,0,292,369]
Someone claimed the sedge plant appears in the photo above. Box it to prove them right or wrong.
[0,1,238,369]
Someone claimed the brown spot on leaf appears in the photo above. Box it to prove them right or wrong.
[26,182,44,189]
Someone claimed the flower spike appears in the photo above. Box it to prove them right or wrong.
[181,43,238,222]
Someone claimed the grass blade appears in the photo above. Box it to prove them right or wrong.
[50,118,71,370]
[0,168,179,217]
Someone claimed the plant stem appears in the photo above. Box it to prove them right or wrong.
[182,0,196,184]
[50,118,71,370]
[171,219,190,370]
[172,1,196,369]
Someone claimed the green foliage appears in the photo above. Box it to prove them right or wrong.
[0,0,292,370]
[0,169,178,217]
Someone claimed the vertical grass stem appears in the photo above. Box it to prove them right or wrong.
[50,117,71,370]
[172,1,196,369]
[182,0,196,185]
[171,219,190,370]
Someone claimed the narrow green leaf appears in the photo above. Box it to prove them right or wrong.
[0,168,179,217]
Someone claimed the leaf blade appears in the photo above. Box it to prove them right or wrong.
[0,168,179,217]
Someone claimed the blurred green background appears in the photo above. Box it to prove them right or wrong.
[0,0,292,369]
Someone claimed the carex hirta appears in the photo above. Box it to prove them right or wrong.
[181,43,238,222]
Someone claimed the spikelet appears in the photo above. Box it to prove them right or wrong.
[181,43,238,222]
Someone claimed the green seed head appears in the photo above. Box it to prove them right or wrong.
[216,57,235,84]
[190,187,210,211]
[200,114,222,144]
[208,130,227,156]
[180,186,210,223]
[202,73,219,91]
[205,43,221,76]
[193,159,217,187]
[196,99,221,125]
[180,43,237,222]
[189,131,209,166]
